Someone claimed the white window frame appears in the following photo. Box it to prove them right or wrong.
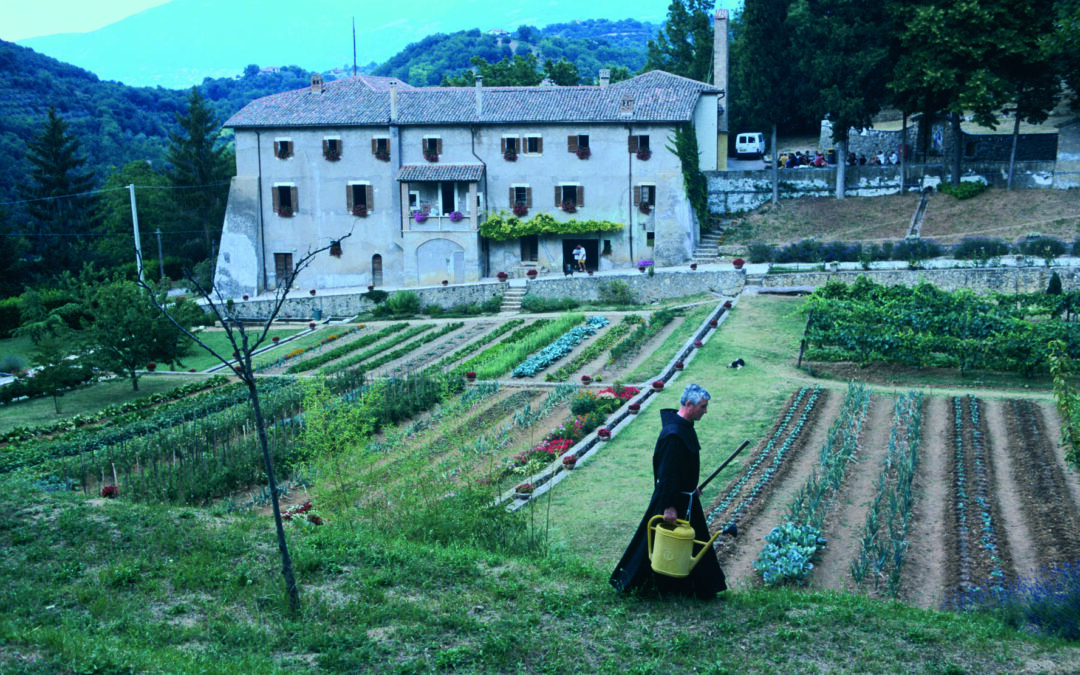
[422,135,441,155]
[502,135,520,154]
[348,180,372,212]
[557,182,582,204]
[511,183,529,205]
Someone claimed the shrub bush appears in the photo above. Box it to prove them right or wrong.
[373,291,420,317]
[0,297,20,338]
[891,238,944,262]
[598,280,635,305]
[1017,236,1067,259]
[520,295,580,313]
[364,289,389,305]
[747,242,773,263]
[939,180,988,199]
[952,237,1010,261]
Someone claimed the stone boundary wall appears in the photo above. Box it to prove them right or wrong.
[707,162,1056,214]
[224,265,1078,321]
[820,120,1059,163]
[757,265,1080,295]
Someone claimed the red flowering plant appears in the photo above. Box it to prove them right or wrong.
[100,484,119,499]
[561,200,577,213]
[694,340,703,347]
[597,428,611,439]
[515,482,534,495]
[597,385,639,401]
[652,380,664,390]
[353,204,368,217]
[636,148,652,161]
[512,202,528,217]
[282,501,324,525]
[548,412,604,442]
[575,146,591,159]
[375,148,391,162]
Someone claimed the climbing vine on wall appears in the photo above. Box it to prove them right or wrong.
[478,212,624,241]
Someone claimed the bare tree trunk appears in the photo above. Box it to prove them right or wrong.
[951,112,962,187]
[771,124,779,205]
[246,373,300,612]
[1007,113,1020,191]
[900,112,908,192]
[835,139,847,200]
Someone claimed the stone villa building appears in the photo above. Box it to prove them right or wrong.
[212,69,726,296]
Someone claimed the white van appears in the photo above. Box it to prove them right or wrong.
[735,132,766,159]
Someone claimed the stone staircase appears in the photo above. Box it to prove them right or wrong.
[500,285,527,313]
[692,231,723,263]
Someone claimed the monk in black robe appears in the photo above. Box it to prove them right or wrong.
[609,383,727,599]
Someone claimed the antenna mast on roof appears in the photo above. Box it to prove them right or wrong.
[352,17,357,76]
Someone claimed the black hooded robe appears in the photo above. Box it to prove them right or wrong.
[609,408,727,599]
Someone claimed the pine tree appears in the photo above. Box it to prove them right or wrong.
[19,106,98,279]
[643,0,715,82]
[165,87,232,262]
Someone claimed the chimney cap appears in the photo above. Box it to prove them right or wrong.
[310,72,324,93]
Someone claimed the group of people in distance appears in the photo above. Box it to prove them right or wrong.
[846,149,900,166]
[768,150,830,169]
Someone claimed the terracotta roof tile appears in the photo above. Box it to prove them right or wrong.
[225,71,721,129]
[396,164,485,182]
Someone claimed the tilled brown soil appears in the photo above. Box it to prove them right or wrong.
[710,389,1080,610]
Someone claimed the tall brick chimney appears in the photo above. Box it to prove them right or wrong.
[599,68,610,89]
[714,9,729,133]
[389,80,398,122]
[475,74,483,117]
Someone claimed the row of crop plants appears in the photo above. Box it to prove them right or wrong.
[449,314,584,379]
[256,325,361,372]
[754,383,872,585]
[607,308,681,365]
[950,395,1010,596]
[544,315,643,382]
[283,323,408,374]
[850,391,924,598]
[347,321,465,374]
[317,323,437,373]
[511,316,609,377]
[706,385,823,532]
[429,319,525,372]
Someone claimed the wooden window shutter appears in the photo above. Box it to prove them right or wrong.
[501,138,507,153]
[366,185,374,210]
[274,141,281,157]
[436,138,443,155]
[554,186,561,207]
[371,138,378,154]
[577,186,584,207]
[272,186,280,211]
[537,137,543,153]
[290,186,299,212]
[568,135,578,152]
[508,187,515,204]
[322,139,329,154]
[628,136,639,153]
[526,187,532,207]
[633,185,641,206]
[346,185,354,211]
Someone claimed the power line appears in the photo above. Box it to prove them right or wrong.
[0,181,231,207]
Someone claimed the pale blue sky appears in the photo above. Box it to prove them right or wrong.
[4,0,170,41]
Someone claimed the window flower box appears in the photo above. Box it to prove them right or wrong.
[732,258,745,270]
[575,146,591,160]
[424,151,439,162]
[652,380,664,391]
[504,150,518,161]
[352,204,368,217]
[324,149,341,161]
[597,428,611,440]
[639,202,651,215]
[414,211,429,223]
[449,211,463,223]
[374,149,390,162]
[636,148,652,161]
[512,202,528,217]
[561,200,577,213]
[330,240,343,257]
[276,206,293,217]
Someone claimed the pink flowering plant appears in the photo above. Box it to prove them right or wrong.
[282,501,324,526]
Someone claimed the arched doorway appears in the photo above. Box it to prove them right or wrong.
[372,254,383,285]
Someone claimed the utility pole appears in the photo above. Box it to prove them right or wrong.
[129,184,143,283]
[155,229,165,282]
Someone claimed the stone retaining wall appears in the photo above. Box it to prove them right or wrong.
[522,269,745,303]
[757,265,1080,295]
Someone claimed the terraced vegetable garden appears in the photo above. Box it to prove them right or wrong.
[705,384,1080,610]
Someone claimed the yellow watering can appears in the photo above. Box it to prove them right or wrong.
[647,515,723,578]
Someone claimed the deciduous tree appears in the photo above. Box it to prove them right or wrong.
[643,0,715,82]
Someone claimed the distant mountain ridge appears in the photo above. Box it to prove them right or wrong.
[16,0,672,89]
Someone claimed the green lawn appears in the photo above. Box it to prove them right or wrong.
[162,327,307,371]
[0,334,35,372]
[0,373,206,433]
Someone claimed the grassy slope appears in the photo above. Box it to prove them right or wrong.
[4,296,1080,671]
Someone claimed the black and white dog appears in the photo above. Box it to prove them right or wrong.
[564,264,574,277]
[727,358,745,370]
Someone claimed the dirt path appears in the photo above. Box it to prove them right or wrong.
[902,395,950,609]
[809,393,895,594]
[718,388,844,589]
[1037,399,1080,511]
[986,399,1039,580]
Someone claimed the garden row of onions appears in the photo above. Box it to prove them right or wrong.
[754,383,872,585]
[850,391,924,597]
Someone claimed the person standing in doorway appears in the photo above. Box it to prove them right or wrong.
[574,244,586,272]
